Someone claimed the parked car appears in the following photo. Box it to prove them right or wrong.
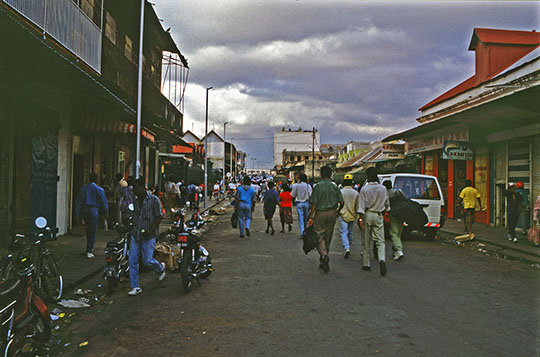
[379,173,446,239]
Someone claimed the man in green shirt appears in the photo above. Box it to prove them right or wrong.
[308,166,344,273]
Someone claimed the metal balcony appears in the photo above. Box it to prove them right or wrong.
[3,0,102,73]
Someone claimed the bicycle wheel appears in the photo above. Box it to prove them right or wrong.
[1,259,17,282]
[39,253,63,302]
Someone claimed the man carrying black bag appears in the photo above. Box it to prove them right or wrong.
[382,180,407,261]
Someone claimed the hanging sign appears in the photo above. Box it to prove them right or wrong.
[442,141,473,160]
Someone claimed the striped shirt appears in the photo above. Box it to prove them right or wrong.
[132,192,162,241]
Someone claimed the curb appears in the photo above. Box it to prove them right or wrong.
[437,230,540,268]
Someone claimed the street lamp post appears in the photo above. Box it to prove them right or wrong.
[204,86,212,209]
[223,121,228,199]
[135,0,145,179]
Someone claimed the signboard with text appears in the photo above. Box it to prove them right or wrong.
[442,141,473,160]
[406,125,469,154]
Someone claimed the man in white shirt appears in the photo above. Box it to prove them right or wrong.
[339,174,359,258]
[251,181,262,202]
[358,167,390,276]
[291,173,312,237]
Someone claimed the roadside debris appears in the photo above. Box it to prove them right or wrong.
[58,299,91,308]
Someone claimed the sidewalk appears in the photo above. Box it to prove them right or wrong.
[437,218,540,267]
[3,200,227,296]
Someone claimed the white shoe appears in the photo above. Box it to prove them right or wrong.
[393,251,404,261]
[158,262,166,282]
[128,287,142,296]
[513,237,518,243]
[507,235,512,241]
[86,252,95,259]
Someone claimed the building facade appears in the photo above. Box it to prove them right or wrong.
[0,0,188,246]
[385,28,540,228]
[273,128,320,168]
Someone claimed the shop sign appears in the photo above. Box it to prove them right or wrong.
[407,126,469,154]
[381,143,405,159]
[442,141,473,160]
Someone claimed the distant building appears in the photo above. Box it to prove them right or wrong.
[274,128,320,167]
[281,148,338,180]
[338,141,372,163]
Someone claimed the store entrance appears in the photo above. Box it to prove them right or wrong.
[454,160,467,220]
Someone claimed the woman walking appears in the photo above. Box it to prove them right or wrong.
[263,181,279,235]
[234,176,256,238]
[279,183,294,233]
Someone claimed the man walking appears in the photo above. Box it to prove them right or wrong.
[128,178,166,296]
[339,174,359,258]
[382,180,407,260]
[235,176,256,238]
[506,183,522,243]
[75,173,109,259]
[357,167,390,276]
[307,166,344,273]
[459,180,483,239]
[291,173,312,238]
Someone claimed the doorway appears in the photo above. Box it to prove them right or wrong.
[454,160,467,220]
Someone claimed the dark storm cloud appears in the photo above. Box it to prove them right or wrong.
[155,1,539,167]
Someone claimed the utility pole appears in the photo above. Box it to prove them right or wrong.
[223,122,228,198]
[312,127,315,180]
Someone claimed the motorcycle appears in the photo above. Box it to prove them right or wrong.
[103,204,134,294]
[0,217,54,356]
[176,229,214,293]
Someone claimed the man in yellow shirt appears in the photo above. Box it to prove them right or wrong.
[459,180,483,237]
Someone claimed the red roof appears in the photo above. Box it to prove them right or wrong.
[420,28,540,112]
[469,28,540,49]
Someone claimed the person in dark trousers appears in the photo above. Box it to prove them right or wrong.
[128,178,166,296]
[308,166,344,273]
[357,167,390,276]
[112,173,127,225]
[459,179,483,238]
[263,181,279,235]
[506,183,522,243]
[75,172,109,259]
[235,176,256,238]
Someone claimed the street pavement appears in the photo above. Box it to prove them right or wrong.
[7,204,535,297]
[45,202,539,356]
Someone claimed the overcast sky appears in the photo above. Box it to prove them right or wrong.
[154,0,539,168]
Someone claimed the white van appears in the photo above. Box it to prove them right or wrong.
[379,173,446,239]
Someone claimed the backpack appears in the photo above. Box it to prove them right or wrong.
[390,193,428,230]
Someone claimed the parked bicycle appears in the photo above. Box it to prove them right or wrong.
[1,217,63,302]
[0,217,54,355]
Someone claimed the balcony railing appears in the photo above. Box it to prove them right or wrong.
[3,0,102,73]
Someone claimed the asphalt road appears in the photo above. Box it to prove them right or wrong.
[52,202,539,356]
